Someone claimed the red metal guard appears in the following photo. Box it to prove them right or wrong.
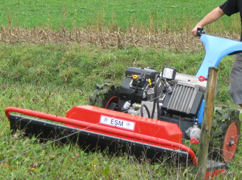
[5,105,198,166]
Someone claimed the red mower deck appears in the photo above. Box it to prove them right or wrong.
[5,105,228,177]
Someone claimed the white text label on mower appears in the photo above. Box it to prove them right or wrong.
[100,115,135,131]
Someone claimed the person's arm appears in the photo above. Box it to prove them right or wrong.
[192,7,225,36]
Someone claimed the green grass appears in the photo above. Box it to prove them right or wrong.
[0,44,241,179]
[1,0,242,179]
[0,44,201,85]
[0,0,238,32]
[0,133,195,179]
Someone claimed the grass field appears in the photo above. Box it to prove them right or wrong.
[0,0,238,32]
[1,0,242,179]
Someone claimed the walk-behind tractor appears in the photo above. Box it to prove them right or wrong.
[5,29,241,178]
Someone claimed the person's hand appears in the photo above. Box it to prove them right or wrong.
[192,26,202,37]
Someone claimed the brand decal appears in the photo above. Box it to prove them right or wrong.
[100,115,135,131]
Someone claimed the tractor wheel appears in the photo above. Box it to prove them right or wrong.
[89,83,120,110]
[209,107,241,163]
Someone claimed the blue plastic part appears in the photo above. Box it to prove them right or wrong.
[197,99,205,124]
[196,34,242,78]
[196,34,242,124]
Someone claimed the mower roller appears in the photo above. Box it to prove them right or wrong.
[5,29,241,177]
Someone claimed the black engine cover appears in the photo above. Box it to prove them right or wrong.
[119,67,159,103]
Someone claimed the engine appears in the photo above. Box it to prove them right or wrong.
[117,67,207,139]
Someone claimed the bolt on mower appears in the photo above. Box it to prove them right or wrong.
[5,29,241,177]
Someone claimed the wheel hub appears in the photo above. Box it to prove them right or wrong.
[227,139,235,146]
[223,122,239,163]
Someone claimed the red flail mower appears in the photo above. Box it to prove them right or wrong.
[5,30,241,178]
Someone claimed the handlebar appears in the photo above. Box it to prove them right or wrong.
[197,28,206,37]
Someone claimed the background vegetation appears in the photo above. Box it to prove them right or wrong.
[0,0,240,32]
[0,0,242,179]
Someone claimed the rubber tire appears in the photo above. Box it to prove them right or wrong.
[209,107,241,163]
[89,83,120,110]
